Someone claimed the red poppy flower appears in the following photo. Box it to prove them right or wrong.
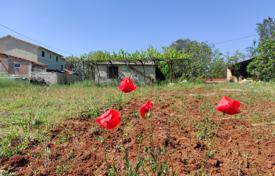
[96,109,121,130]
[216,96,241,115]
[140,100,153,118]
[118,77,137,93]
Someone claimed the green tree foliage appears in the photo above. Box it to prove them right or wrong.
[247,39,275,81]
[170,39,226,79]
[67,47,190,62]
[245,17,275,81]
[226,50,246,67]
[246,40,258,57]
[65,47,191,81]
[207,49,227,78]
[257,17,275,42]
[65,42,227,81]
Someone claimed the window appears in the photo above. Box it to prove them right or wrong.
[61,65,64,71]
[56,56,59,62]
[50,54,51,58]
[108,66,118,79]
[41,51,45,57]
[14,63,21,68]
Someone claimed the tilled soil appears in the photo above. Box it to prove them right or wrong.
[1,90,275,176]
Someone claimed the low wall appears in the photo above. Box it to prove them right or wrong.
[31,71,80,84]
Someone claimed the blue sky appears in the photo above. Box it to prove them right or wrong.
[0,0,274,57]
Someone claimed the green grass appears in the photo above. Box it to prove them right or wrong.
[0,79,275,158]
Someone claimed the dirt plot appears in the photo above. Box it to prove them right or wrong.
[1,89,275,175]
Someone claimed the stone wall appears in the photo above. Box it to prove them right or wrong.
[31,71,80,84]
[95,64,156,84]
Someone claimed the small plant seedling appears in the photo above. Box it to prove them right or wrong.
[0,170,13,176]
[133,111,139,119]
[208,150,215,159]
[56,157,73,175]
[196,116,216,141]
[122,115,127,124]
[96,136,105,143]
[137,132,144,144]
[108,164,119,176]
[58,133,71,144]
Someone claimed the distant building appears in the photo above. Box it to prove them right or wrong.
[0,35,65,71]
[94,61,158,84]
[227,58,253,82]
[0,51,47,78]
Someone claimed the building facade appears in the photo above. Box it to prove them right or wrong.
[0,52,47,78]
[94,61,156,84]
[0,35,65,71]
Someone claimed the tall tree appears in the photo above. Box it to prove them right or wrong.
[226,50,246,67]
[246,17,275,81]
[247,39,275,81]
[257,17,275,42]
[170,39,213,79]
[207,48,227,78]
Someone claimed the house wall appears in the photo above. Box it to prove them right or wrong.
[37,48,65,71]
[0,36,64,71]
[0,62,8,74]
[0,56,32,78]
[95,65,156,84]
[0,37,38,62]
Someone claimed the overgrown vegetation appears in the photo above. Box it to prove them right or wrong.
[66,43,227,81]
[247,17,275,81]
[247,39,275,81]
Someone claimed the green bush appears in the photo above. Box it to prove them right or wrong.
[247,39,275,81]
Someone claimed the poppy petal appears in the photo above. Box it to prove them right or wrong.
[216,96,241,115]
[96,109,121,130]
[118,77,137,93]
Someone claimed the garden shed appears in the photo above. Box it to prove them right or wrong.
[94,61,158,84]
[227,58,254,82]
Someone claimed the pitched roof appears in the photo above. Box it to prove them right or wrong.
[0,35,63,58]
[0,51,47,67]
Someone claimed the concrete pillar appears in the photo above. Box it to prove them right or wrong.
[28,63,32,78]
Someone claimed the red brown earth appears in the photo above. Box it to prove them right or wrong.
[0,89,275,176]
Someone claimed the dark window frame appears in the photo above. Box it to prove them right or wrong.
[14,63,21,68]
[56,56,59,62]
[41,51,45,57]
[107,65,118,79]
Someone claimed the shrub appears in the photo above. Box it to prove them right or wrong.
[247,39,275,81]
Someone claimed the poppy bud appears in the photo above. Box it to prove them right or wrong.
[140,100,153,118]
